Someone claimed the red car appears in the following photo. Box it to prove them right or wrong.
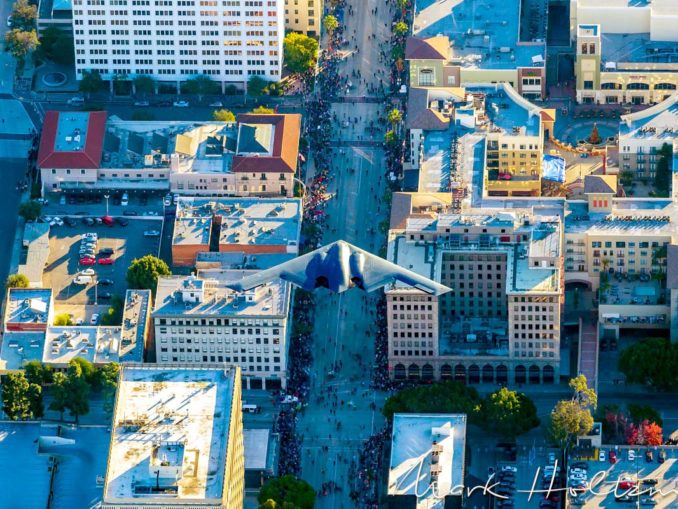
[498,173,513,180]
[609,451,617,464]
[545,494,560,502]
[98,257,114,265]
[619,480,635,490]
[80,257,96,265]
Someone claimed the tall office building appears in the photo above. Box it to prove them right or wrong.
[71,0,284,89]
[284,0,321,36]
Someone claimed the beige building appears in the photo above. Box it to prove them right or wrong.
[153,273,291,390]
[387,211,563,385]
[285,0,322,36]
[572,0,678,104]
[618,94,678,180]
[102,364,244,509]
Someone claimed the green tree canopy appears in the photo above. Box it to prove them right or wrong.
[619,337,678,391]
[627,404,663,427]
[10,0,37,31]
[283,32,319,74]
[383,381,482,422]
[126,255,171,293]
[49,371,69,420]
[212,109,236,122]
[5,273,29,289]
[257,475,315,509]
[5,28,39,62]
[100,295,124,325]
[1,372,42,420]
[323,15,339,35]
[64,360,91,423]
[481,388,540,439]
[183,74,219,97]
[388,108,403,125]
[251,105,275,114]
[133,75,155,94]
[53,312,74,326]
[547,375,597,448]
[51,35,74,65]
[19,200,41,221]
[79,70,104,94]
[393,21,409,37]
[24,360,53,385]
[247,75,269,97]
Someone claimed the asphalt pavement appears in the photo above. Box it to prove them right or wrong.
[296,0,396,506]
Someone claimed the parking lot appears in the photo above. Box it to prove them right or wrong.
[570,446,678,508]
[44,217,163,323]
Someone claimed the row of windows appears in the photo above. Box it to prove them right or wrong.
[393,350,434,357]
[160,354,283,368]
[592,241,661,249]
[391,332,435,338]
[159,336,281,346]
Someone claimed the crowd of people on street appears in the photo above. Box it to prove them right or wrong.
[274,408,302,476]
[349,428,390,508]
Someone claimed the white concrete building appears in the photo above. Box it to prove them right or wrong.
[152,273,291,389]
[71,0,284,88]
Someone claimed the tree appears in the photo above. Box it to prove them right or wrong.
[653,143,672,197]
[79,70,104,95]
[383,381,483,422]
[481,388,540,439]
[100,294,124,325]
[51,35,74,65]
[283,32,319,74]
[5,273,29,289]
[393,21,408,38]
[258,475,315,509]
[323,15,339,37]
[183,75,219,99]
[4,29,39,63]
[547,375,597,448]
[251,105,275,114]
[626,419,663,446]
[24,360,53,385]
[133,75,155,95]
[49,371,69,421]
[1,373,33,420]
[588,123,601,145]
[247,75,269,97]
[212,109,236,122]
[619,337,678,391]
[388,108,403,125]
[627,404,663,427]
[10,0,37,31]
[65,360,91,423]
[27,382,44,418]
[126,255,171,293]
[19,200,41,221]
[53,313,73,326]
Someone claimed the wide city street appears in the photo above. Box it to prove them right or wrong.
[296,0,395,506]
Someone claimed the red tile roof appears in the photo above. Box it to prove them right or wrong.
[38,111,107,169]
[405,36,449,60]
[232,113,301,174]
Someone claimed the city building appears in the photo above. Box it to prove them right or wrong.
[171,196,302,267]
[564,184,676,340]
[407,0,546,99]
[387,413,467,509]
[152,272,291,389]
[3,288,53,333]
[0,289,148,372]
[101,364,244,509]
[284,0,321,36]
[405,83,552,198]
[572,0,678,104]
[37,0,73,33]
[38,112,301,198]
[387,211,564,385]
[243,428,277,492]
[17,222,50,288]
[619,93,678,180]
[71,0,283,88]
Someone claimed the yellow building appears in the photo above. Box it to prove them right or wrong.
[284,0,322,36]
[102,364,244,509]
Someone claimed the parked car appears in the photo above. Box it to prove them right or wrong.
[609,451,617,464]
[99,248,114,255]
[645,450,653,462]
[547,452,556,464]
[59,195,66,205]
[68,96,85,106]
[144,230,161,237]
[82,217,95,225]
[164,195,172,206]
[98,278,114,285]
[7,15,12,27]
[628,450,636,461]
[640,497,657,506]
[80,268,95,276]
[73,275,92,285]
[599,450,606,462]
[94,217,103,225]
[80,257,96,266]
[153,100,172,107]
[133,100,149,107]
[123,210,139,216]
[619,479,636,490]
[102,215,114,226]
[64,217,76,227]
[116,217,129,226]
[98,257,114,265]
[209,101,223,107]
[121,192,129,206]
[173,100,189,107]
[641,478,658,486]
[500,466,518,473]
[658,450,666,463]
[90,313,100,325]
[99,292,112,300]
[82,232,98,240]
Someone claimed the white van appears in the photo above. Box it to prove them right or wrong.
[73,275,92,285]
[68,96,85,106]
[121,192,129,206]
[242,404,260,414]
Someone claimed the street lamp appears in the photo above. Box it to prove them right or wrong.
[104,194,110,216]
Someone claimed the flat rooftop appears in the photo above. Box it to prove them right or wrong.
[243,428,270,470]
[602,32,678,66]
[120,289,150,363]
[103,119,237,172]
[44,326,120,366]
[413,0,545,69]
[469,86,542,137]
[565,200,677,235]
[104,365,237,505]
[511,250,560,294]
[529,224,560,258]
[388,413,466,506]
[5,288,52,327]
[0,332,45,371]
[153,272,290,318]
[54,112,89,152]
[620,96,678,141]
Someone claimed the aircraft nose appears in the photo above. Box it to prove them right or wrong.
[314,275,330,289]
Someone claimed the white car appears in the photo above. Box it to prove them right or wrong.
[82,233,97,240]
[173,100,189,107]
[76,318,84,325]
[80,268,95,276]
[209,101,223,107]
[501,466,518,473]
[59,195,66,205]
[90,313,100,325]
[164,195,172,206]
[548,452,556,464]
[44,216,53,222]
[133,100,149,107]
[7,15,12,27]
[144,230,161,237]
[54,217,63,226]
[628,450,636,461]
[121,192,129,206]
[599,450,606,462]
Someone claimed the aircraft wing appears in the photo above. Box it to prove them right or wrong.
[224,251,319,292]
